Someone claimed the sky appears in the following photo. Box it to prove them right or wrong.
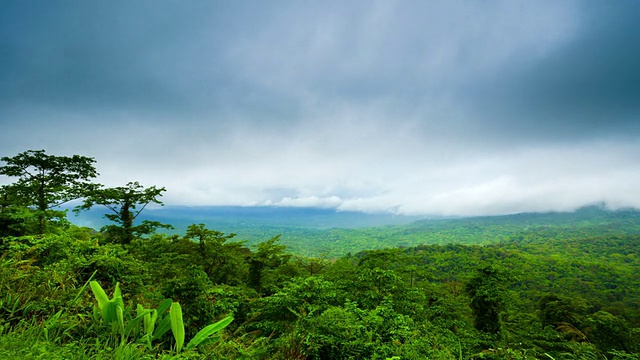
[1,1,639,216]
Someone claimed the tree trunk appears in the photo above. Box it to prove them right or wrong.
[120,198,133,244]
[37,177,47,234]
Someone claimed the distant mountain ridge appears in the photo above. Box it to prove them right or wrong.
[68,205,426,231]
[67,205,640,257]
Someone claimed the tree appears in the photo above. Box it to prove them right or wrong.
[182,223,245,283]
[465,266,509,335]
[184,223,236,263]
[0,150,98,234]
[248,235,290,294]
[76,181,169,244]
[586,311,637,353]
[294,251,331,276]
[0,185,29,237]
[537,294,586,328]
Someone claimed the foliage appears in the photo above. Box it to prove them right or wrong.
[586,311,637,353]
[248,235,291,294]
[76,181,170,244]
[88,279,232,356]
[162,267,217,336]
[181,224,247,285]
[465,266,509,335]
[0,149,98,234]
[537,294,587,329]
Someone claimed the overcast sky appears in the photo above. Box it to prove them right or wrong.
[1,1,639,216]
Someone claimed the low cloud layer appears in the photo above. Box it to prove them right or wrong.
[1,1,639,216]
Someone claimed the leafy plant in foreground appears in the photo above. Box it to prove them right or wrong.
[90,280,233,355]
[90,281,172,348]
[90,281,126,342]
[170,301,234,354]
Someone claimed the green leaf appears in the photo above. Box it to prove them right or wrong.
[102,301,119,323]
[126,309,149,337]
[90,281,109,310]
[144,309,155,337]
[45,310,63,327]
[185,316,233,351]
[92,305,101,323]
[153,315,172,339]
[72,270,97,305]
[157,298,173,315]
[113,282,124,309]
[170,302,185,353]
[116,304,125,339]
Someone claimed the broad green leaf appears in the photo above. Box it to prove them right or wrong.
[102,301,119,323]
[157,298,172,315]
[170,302,185,353]
[113,283,124,309]
[116,304,125,338]
[90,281,109,310]
[143,310,154,336]
[185,316,233,351]
[153,315,172,339]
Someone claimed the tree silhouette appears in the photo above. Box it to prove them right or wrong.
[76,181,169,244]
[0,150,98,233]
[465,266,508,335]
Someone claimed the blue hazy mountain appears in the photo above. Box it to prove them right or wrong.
[67,204,640,257]
[68,205,426,232]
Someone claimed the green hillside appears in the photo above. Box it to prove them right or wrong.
[216,206,640,257]
[68,204,640,258]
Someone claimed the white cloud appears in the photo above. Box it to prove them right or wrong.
[272,196,343,209]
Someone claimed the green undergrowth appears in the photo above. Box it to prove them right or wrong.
[0,223,638,359]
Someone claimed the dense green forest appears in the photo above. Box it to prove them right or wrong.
[234,205,640,258]
[71,203,640,258]
[1,150,639,359]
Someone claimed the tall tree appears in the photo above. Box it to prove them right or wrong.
[248,235,290,294]
[184,223,235,262]
[537,294,586,328]
[0,185,31,237]
[183,223,239,281]
[465,266,509,335]
[0,150,98,233]
[76,181,169,244]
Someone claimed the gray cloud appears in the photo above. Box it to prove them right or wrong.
[462,1,640,141]
[1,1,639,216]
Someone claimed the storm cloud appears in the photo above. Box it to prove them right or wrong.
[1,1,639,216]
